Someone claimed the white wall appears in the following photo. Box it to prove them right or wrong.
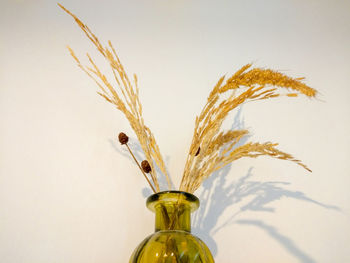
[1,0,350,262]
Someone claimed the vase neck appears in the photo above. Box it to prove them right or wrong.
[154,201,192,232]
[146,191,199,232]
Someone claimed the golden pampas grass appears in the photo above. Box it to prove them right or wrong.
[59,3,317,194]
[179,65,316,193]
[59,3,171,192]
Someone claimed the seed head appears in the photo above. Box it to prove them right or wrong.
[141,160,152,173]
[118,132,129,145]
[195,147,201,156]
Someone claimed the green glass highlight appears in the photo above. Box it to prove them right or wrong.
[130,191,214,263]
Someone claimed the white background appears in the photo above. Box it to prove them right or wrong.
[1,0,350,262]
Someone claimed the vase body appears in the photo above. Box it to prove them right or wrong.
[129,191,214,263]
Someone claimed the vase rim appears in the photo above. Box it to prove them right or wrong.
[146,190,199,212]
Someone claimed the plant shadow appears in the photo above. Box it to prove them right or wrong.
[190,106,340,262]
[192,165,340,262]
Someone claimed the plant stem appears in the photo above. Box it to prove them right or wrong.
[125,143,157,193]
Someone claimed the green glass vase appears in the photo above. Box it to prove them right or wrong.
[129,191,214,263]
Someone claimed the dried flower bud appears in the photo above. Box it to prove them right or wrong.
[118,132,129,145]
[141,160,152,173]
[195,147,200,156]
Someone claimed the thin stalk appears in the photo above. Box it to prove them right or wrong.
[125,143,157,193]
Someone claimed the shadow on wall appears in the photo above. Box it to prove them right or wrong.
[189,106,340,262]
[192,166,340,263]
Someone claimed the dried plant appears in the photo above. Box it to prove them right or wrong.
[59,4,317,195]
[180,65,316,193]
[58,4,171,192]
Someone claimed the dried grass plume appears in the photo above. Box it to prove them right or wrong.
[59,3,317,194]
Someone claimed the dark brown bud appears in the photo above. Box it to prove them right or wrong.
[141,160,152,173]
[118,132,129,145]
[195,146,200,156]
